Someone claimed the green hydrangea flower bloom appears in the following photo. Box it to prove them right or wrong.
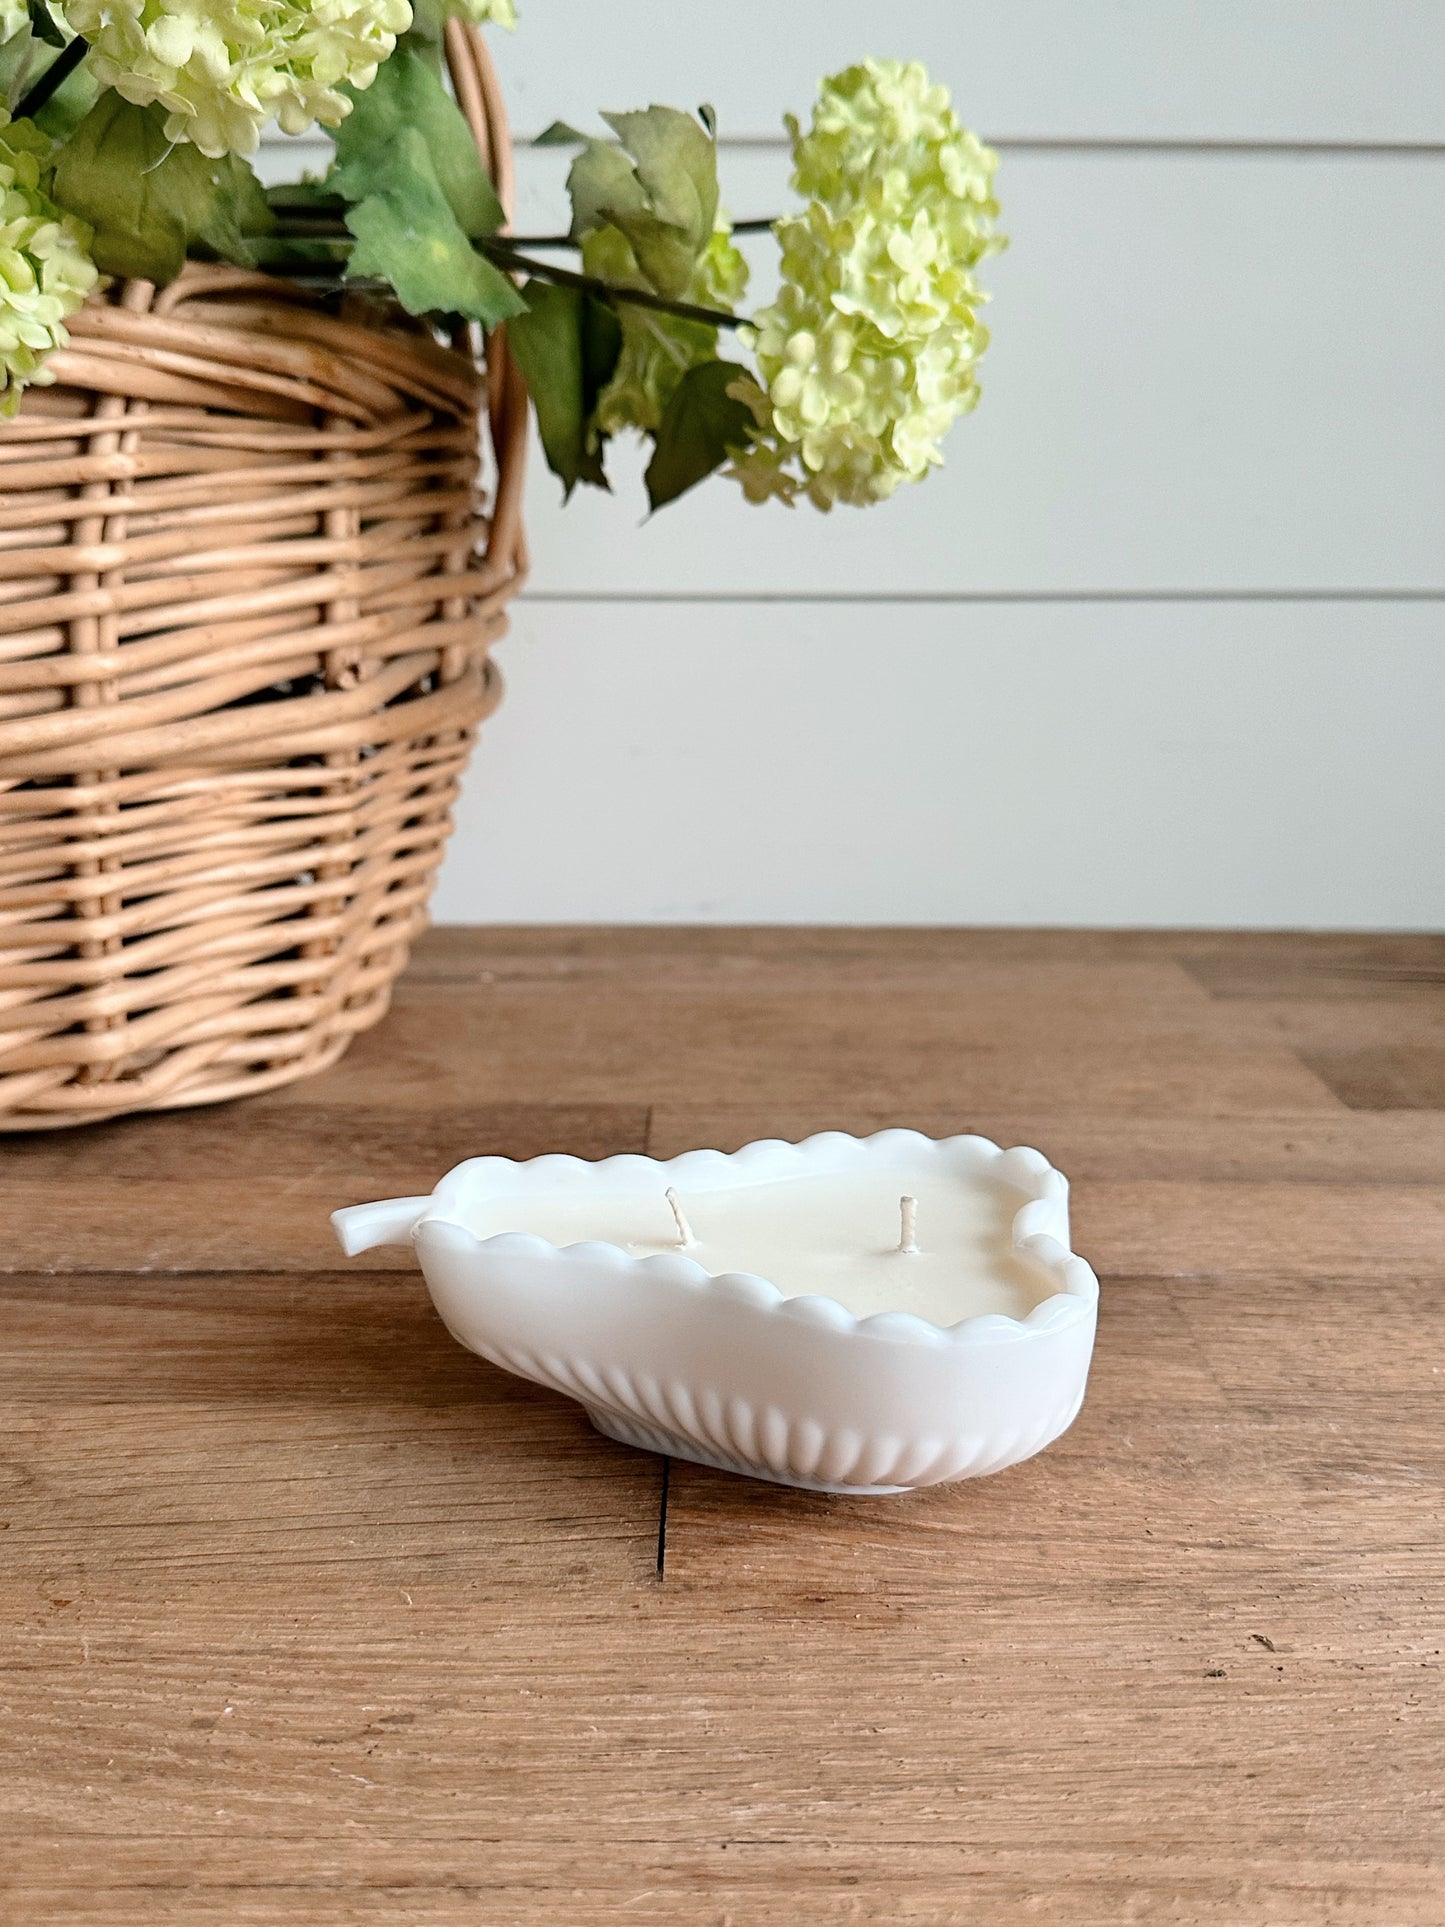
[62,0,414,158]
[787,56,1000,266]
[733,58,1003,510]
[0,115,98,416]
[585,215,748,439]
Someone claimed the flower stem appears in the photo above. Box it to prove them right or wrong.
[248,223,750,332]
[503,217,779,250]
[16,32,89,121]
[479,238,745,330]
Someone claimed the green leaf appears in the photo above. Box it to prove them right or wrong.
[506,281,621,497]
[0,34,32,111]
[335,41,504,240]
[534,120,590,146]
[30,60,99,142]
[404,0,449,42]
[597,207,699,301]
[248,237,352,273]
[566,139,647,240]
[192,153,275,266]
[26,0,66,48]
[51,94,269,281]
[644,359,755,511]
[579,293,624,422]
[602,106,718,251]
[51,95,184,280]
[265,179,344,214]
[343,125,524,325]
[566,105,720,299]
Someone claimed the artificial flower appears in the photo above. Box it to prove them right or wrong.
[63,0,414,157]
[453,0,515,23]
[0,113,97,414]
[734,58,1003,508]
[585,214,748,439]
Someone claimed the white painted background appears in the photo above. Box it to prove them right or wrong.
[268,4,1445,926]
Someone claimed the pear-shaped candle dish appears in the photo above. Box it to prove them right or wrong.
[332,1130,1099,1495]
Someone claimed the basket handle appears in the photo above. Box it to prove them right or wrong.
[445,18,529,585]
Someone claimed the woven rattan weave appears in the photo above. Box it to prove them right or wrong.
[0,23,527,1128]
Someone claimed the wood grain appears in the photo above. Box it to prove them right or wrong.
[2,927,1442,1926]
[1302,1048,1445,1112]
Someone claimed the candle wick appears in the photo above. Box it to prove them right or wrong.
[899,1195,919,1255]
[665,1187,696,1249]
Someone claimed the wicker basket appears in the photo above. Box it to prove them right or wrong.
[0,23,527,1129]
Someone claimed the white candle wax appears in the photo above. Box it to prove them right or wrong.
[464,1168,1057,1327]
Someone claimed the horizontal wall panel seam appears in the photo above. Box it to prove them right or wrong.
[562,135,1445,158]
[257,135,1445,160]
[521,590,1445,606]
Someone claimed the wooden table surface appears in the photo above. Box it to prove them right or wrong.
[4,928,1444,1926]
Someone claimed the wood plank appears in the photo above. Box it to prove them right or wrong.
[1181,938,1445,1001]
[6,1848,1442,1927]
[4,929,1443,1925]
[648,1106,1445,1184]
[408,926,1444,973]
[16,1175,1436,1286]
[0,1102,648,1273]
[5,1274,1441,1921]
[0,1269,657,1586]
[1199,1001,1445,1055]
[393,940,1445,1055]
[435,602,1445,928]
[1068,1182,1445,1281]
[1,1101,648,1180]
[313,986,1338,1115]
[1302,1048,1445,1112]
[658,1271,1445,1916]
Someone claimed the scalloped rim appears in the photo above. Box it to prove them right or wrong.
[414,1129,1100,1348]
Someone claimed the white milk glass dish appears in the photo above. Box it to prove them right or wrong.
[333,1130,1100,1495]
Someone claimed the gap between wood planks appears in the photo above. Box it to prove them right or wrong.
[655,1455,671,1579]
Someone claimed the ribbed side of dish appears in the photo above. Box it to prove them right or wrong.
[474,1340,1088,1491]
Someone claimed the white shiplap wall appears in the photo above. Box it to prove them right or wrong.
[265,5,1445,926]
